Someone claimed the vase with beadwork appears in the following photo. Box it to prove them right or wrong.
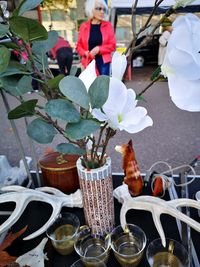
[76,156,115,235]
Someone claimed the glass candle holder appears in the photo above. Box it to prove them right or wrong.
[146,238,189,267]
[74,226,110,264]
[110,224,147,267]
[46,212,80,255]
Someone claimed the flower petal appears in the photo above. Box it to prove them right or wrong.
[168,74,200,111]
[79,60,97,91]
[120,116,153,133]
[111,51,127,80]
[92,108,108,121]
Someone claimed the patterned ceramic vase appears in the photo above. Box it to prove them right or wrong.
[76,156,115,235]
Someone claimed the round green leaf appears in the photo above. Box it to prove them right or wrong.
[18,0,43,16]
[56,143,85,155]
[59,76,89,110]
[0,46,10,73]
[1,75,33,96]
[0,61,30,77]
[45,99,80,123]
[27,118,57,144]
[0,24,9,37]
[89,75,110,109]
[65,119,100,140]
[9,16,48,42]
[8,99,38,119]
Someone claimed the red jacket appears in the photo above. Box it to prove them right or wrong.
[50,37,71,59]
[76,20,116,68]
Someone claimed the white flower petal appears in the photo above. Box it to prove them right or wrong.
[79,60,97,91]
[121,107,148,126]
[111,51,127,80]
[92,108,108,121]
[120,116,153,134]
[168,74,200,111]
[103,77,127,114]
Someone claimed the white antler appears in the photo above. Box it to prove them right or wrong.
[0,185,83,240]
[114,184,200,247]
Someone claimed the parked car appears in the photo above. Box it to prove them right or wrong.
[132,34,161,67]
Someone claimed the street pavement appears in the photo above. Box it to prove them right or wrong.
[1,66,200,175]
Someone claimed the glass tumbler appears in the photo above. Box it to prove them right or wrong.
[74,226,110,264]
[146,238,190,267]
[46,212,80,255]
[71,257,107,267]
[110,224,147,267]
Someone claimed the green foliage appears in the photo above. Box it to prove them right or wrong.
[27,118,57,144]
[57,143,85,155]
[45,99,80,123]
[89,75,110,109]
[65,119,100,140]
[8,99,38,119]
[9,16,48,42]
[1,75,33,96]
[0,46,10,72]
[59,76,90,110]
[0,24,9,37]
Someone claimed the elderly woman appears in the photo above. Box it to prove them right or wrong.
[76,0,116,75]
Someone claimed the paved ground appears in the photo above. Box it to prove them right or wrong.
[1,66,200,175]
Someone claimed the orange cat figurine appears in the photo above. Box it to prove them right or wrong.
[115,139,143,196]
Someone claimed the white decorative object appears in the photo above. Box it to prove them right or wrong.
[0,185,83,240]
[16,237,48,267]
[114,184,200,247]
[0,155,32,186]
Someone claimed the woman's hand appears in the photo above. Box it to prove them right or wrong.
[90,46,99,57]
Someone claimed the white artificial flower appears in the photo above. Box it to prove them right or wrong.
[0,1,9,21]
[111,51,127,80]
[79,60,97,91]
[162,13,200,111]
[173,0,196,8]
[92,77,153,133]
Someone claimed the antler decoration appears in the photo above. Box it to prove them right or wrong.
[114,184,200,247]
[0,186,83,240]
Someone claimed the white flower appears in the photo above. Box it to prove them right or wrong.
[92,77,153,133]
[0,1,9,21]
[111,51,127,80]
[79,60,97,91]
[173,0,196,8]
[161,13,200,111]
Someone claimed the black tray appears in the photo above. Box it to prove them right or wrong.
[0,174,200,267]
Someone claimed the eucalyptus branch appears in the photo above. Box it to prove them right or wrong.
[99,127,116,165]
[94,123,108,159]
[34,110,80,146]
[138,74,162,96]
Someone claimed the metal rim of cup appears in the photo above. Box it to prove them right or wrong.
[146,237,189,265]
[110,223,147,258]
[46,212,80,243]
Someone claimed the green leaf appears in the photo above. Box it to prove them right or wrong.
[56,143,85,155]
[47,74,65,90]
[65,119,100,140]
[0,24,9,37]
[45,99,80,123]
[150,66,161,81]
[17,0,43,16]
[70,66,79,76]
[0,61,31,78]
[32,30,58,54]
[0,46,10,73]
[59,76,90,110]
[8,99,38,119]
[89,75,110,109]
[27,118,57,144]
[136,95,147,102]
[9,16,48,42]
[1,75,33,96]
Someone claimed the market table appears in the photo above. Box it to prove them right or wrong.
[0,174,200,267]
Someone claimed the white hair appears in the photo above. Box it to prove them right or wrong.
[85,0,108,19]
